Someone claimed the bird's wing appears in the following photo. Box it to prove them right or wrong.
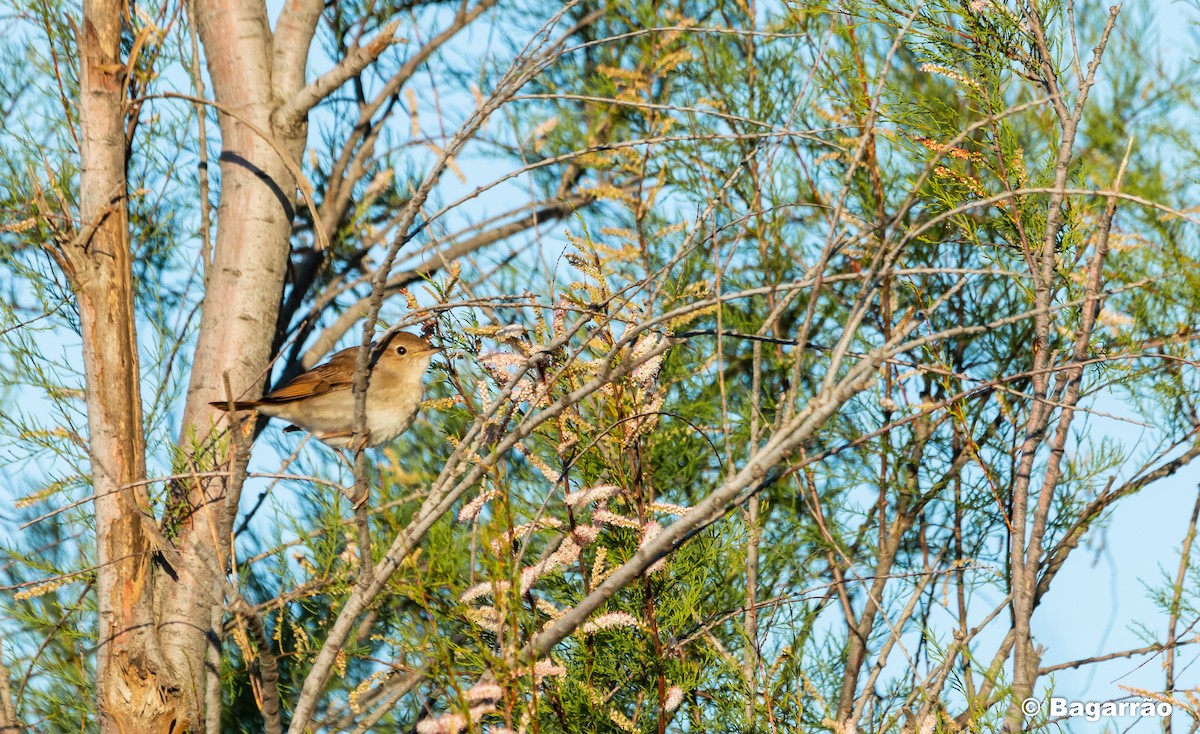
[260,347,361,403]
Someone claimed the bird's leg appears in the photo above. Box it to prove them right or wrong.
[314,429,373,453]
[326,449,357,503]
[351,430,371,453]
[350,436,373,509]
[353,484,370,510]
[315,432,373,505]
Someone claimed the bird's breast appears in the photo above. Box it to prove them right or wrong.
[364,382,423,445]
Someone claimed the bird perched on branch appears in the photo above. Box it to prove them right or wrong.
[211,331,440,449]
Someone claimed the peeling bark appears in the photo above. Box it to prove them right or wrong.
[76,0,184,729]
[0,640,19,734]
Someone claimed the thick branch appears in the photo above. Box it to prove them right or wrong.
[0,641,18,734]
[165,0,311,724]
[274,19,405,128]
[271,0,323,102]
[75,0,174,730]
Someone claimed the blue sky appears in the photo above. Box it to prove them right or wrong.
[4,0,1200,730]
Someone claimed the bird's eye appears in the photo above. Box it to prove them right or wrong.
[396,346,407,355]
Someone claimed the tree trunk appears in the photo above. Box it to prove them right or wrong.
[154,0,314,723]
[76,0,184,729]
[0,640,21,733]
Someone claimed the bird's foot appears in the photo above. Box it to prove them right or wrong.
[352,488,371,510]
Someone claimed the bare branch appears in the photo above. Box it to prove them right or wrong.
[271,0,324,98]
[274,20,406,129]
[298,191,595,367]
[1165,488,1200,729]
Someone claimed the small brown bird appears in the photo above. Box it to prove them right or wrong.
[211,331,440,448]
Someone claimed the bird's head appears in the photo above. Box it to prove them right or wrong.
[376,331,441,381]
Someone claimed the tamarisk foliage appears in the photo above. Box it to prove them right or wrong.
[1,0,1199,731]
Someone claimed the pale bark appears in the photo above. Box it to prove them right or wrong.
[159,0,312,723]
[65,0,307,721]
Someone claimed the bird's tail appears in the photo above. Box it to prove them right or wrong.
[209,400,261,412]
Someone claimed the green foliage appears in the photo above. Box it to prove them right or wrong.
[5,0,1200,731]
